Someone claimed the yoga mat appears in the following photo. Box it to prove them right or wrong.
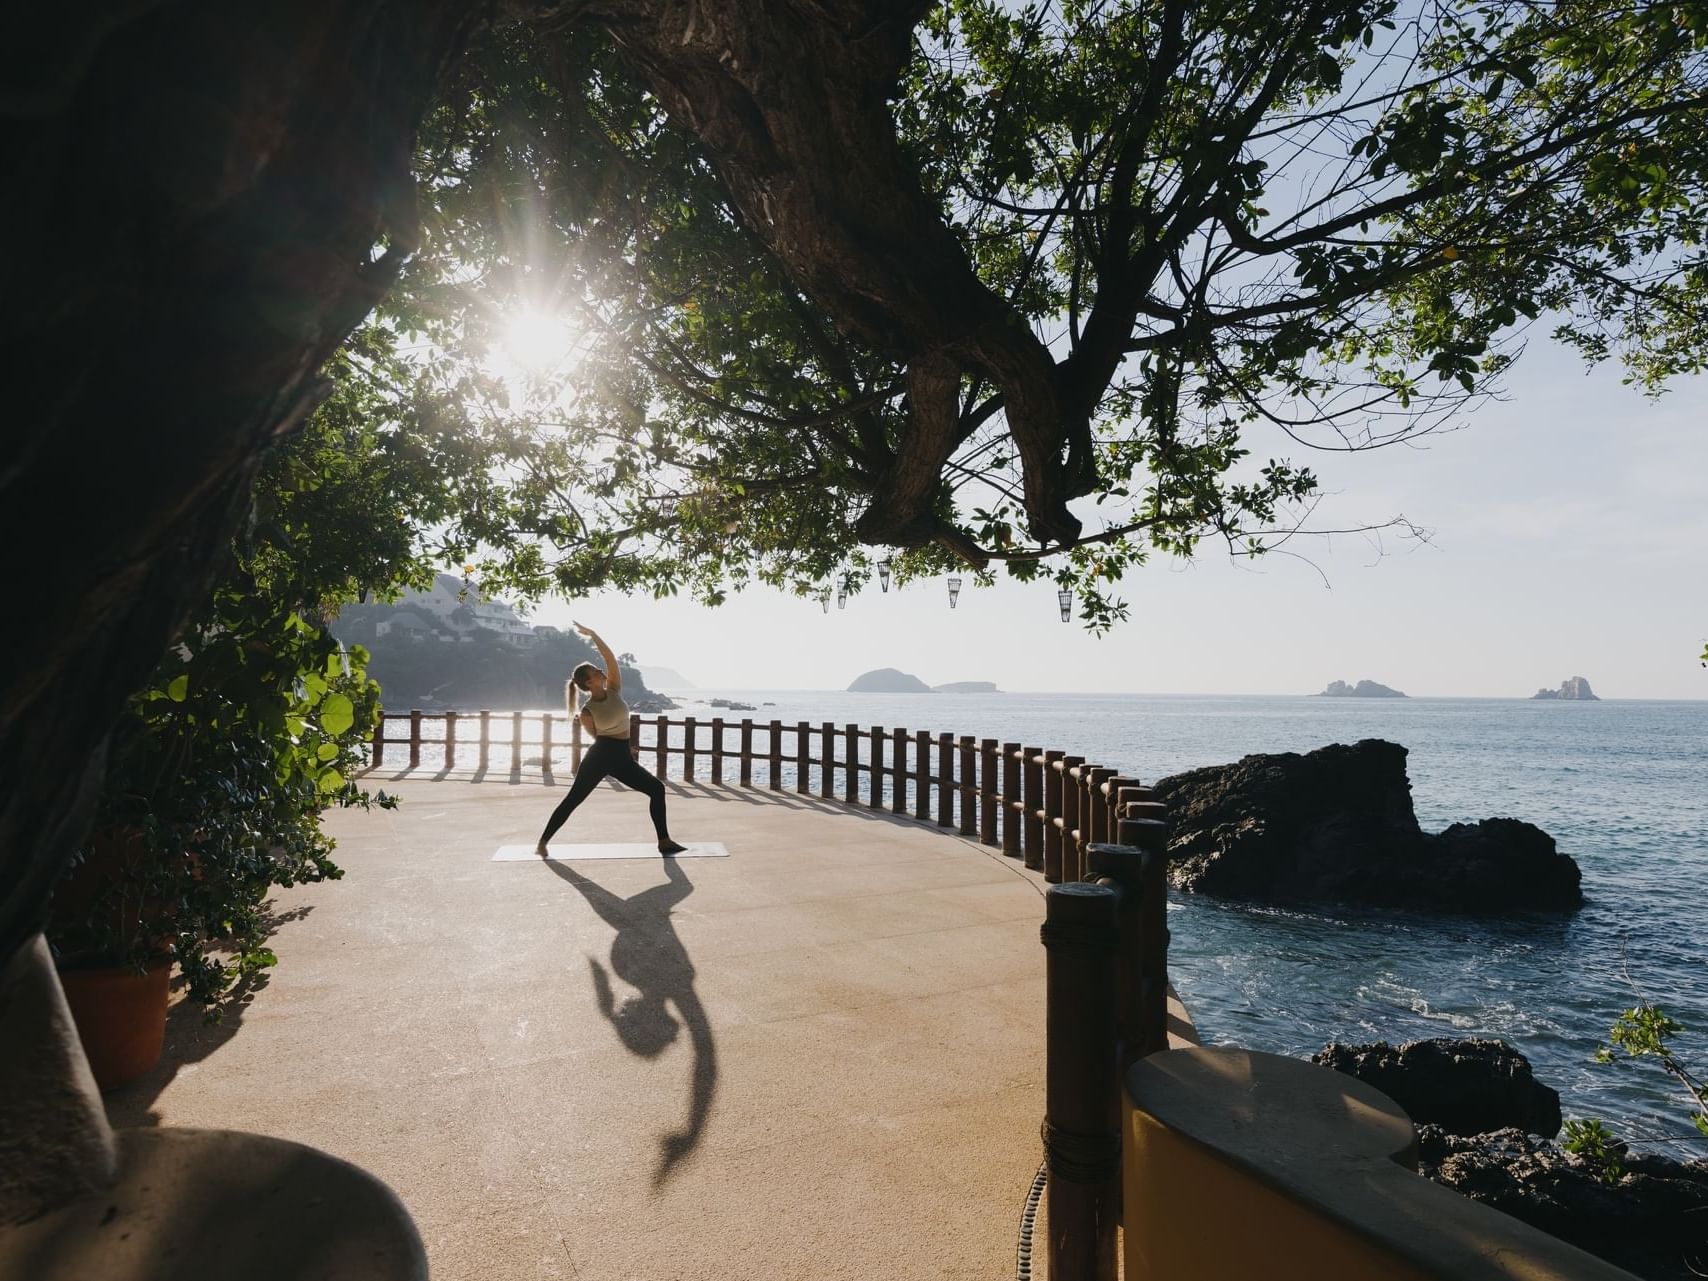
[493,842,730,862]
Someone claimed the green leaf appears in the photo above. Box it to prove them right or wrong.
[320,693,355,737]
[167,674,189,702]
[317,767,345,794]
[316,742,341,762]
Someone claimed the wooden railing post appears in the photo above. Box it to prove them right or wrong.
[684,716,697,782]
[629,713,641,762]
[979,739,998,846]
[1043,749,1065,881]
[478,710,491,772]
[797,721,811,795]
[1087,766,1115,849]
[372,710,387,768]
[711,716,725,784]
[570,710,583,770]
[510,711,523,771]
[1041,881,1122,1281]
[936,733,954,827]
[1062,757,1087,880]
[1023,746,1044,872]
[656,715,669,778]
[891,727,908,815]
[739,719,754,787]
[768,718,783,791]
[844,723,859,803]
[958,736,976,835]
[444,711,458,769]
[1119,815,1173,1059]
[1001,742,1022,858]
[869,725,885,808]
[821,722,836,799]
[542,713,554,769]
[1087,840,1148,1075]
[913,729,930,822]
[409,710,423,769]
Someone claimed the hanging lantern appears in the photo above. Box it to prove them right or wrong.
[837,590,847,610]
[878,558,893,592]
[821,594,830,614]
[1057,588,1073,622]
[946,576,963,609]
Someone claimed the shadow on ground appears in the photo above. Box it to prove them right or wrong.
[543,857,717,1187]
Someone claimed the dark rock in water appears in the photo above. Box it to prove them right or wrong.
[1417,1125,1708,1280]
[1313,1038,1562,1138]
[1151,739,1583,914]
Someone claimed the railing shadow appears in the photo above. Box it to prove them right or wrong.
[542,857,717,1188]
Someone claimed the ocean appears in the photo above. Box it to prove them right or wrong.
[658,689,1708,1154]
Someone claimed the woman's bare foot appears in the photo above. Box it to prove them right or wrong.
[658,839,687,856]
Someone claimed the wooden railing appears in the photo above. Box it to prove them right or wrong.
[368,705,1172,1281]
[367,708,1152,885]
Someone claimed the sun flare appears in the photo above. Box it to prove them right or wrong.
[499,306,573,376]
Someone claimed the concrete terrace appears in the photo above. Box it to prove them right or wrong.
[104,774,1057,1280]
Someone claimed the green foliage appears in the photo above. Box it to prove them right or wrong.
[1561,1117,1627,1184]
[48,583,391,1010]
[347,2,1708,629]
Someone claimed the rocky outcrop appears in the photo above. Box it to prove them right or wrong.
[1313,1038,1562,1138]
[847,668,933,692]
[1316,679,1407,698]
[1419,1126,1708,1280]
[1533,677,1600,700]
[932,681,1000,693]
[1152,739,1584,913]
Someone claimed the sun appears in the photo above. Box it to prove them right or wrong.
[499,306,573,377]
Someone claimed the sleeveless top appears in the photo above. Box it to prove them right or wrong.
[581,688,631,738]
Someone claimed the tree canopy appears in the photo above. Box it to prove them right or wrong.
[334,1,1708,627]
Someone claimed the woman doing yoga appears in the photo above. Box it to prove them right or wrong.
[536,623,687,857]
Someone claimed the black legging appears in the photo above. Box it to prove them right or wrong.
[540,736,671,844]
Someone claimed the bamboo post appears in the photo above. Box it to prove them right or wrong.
[796,721,810,795]
[711,716,725,784]
[913,729,930,822]
[844,723,859,803]
[444,711,458,769]
[1043,749,1065,882]
[1023,746,1044,872]
[958,736,976,835]
[739,719,754,787]
[869,725,885,808]
[684,716,697,782]
[979,739,999,846]
[936,733,954,827]
[372,710,387,768]
[768,718,783,791]
[409,710,422,769]
[478,710,491,772]
[1087,841,1148,1075]
[820,722,836,799]
[1041,882,1122,1281]
[1001,742,1022,858]
[1119,816,1173,1059]
[891,727,907,815]
[1061,756,1085,880]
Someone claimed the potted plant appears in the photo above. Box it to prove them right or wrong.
[47,582,391,1088]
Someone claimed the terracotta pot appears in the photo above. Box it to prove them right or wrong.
[58,960,172,1090]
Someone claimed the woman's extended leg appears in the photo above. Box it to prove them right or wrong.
[537,740,619,850]
[606,750,685,852]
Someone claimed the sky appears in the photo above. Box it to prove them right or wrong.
[528,341,1708,698]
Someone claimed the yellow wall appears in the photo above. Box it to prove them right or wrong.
[1123,1100,1440,1281]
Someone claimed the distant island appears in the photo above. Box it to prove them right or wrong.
[848,668,933,693]
[1531,677,1599,701]
[1315,679,1407,699]
[932,681,1001,693]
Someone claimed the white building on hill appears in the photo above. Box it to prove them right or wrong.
[391,574,540,647]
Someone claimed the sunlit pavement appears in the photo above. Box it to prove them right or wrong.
[106,775,1051,1280]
